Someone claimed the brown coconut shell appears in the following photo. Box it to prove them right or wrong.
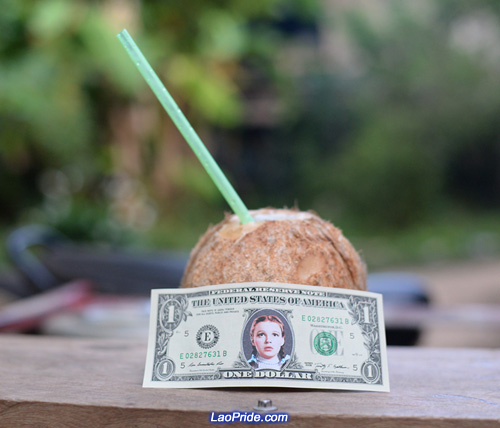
[181,208,367,291]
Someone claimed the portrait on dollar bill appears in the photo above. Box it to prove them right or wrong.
[242,309,293,371]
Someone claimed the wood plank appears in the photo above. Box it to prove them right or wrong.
[0,335,499,427]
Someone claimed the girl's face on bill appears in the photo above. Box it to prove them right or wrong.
[252,320,284,360]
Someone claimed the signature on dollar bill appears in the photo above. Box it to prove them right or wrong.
[143,283,390,392]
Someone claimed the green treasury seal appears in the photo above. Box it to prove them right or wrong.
[314,332,337,356]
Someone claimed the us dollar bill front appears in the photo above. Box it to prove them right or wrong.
[143,282,389,391]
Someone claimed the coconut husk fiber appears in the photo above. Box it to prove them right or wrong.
[181,208,367,291]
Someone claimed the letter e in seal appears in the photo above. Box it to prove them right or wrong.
[196,325,220,349]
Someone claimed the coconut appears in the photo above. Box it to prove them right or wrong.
[180,208,367,291]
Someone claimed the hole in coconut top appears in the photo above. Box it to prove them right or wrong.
[251,211,314,222]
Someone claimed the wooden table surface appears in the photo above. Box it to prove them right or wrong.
[0,335,499,427]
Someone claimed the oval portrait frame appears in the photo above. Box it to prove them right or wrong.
[241,308,294,370]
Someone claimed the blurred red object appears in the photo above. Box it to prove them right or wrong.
[0,280,93,333]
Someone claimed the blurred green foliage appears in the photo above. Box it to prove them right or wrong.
[1,0,500,267]
[0,0,316,244]
[272,1,500,222]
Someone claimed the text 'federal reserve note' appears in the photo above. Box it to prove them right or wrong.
[143,282,389,391]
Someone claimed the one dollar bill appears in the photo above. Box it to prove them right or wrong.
[143,282,389,391]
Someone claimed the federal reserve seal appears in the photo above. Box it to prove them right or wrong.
[314,332,338,356]
[196,325,220,349]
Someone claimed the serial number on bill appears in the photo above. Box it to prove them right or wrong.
[302,315,350,324]
[180,350,228,359]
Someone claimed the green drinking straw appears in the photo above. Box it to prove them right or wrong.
[117,29,254,224]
